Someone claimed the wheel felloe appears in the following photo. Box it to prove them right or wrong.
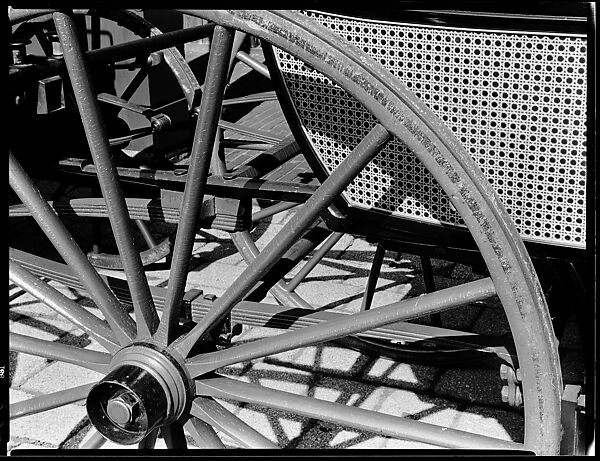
[86,343,192,445]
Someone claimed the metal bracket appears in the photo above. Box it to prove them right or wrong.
[210,196,252,232]
[560,384,586,455]
[36,75,65,114]
[500,363,523,408]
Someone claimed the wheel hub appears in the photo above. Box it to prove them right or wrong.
[86,342,193,445]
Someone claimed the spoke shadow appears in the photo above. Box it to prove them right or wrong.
[212,334,524,448]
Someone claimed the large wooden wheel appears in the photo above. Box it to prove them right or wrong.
[9,9,562,454]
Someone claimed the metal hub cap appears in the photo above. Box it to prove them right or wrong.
[86,343,193,445]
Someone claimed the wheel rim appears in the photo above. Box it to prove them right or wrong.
[9,9,562,454]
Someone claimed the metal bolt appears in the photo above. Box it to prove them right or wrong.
[501,385,509,403]
[10,39,30,65]
[514,387,523,407]
[106,392,139,426]
[499,363,509,381]
[147,51,163,67]
[47,33,63,57]
[150,113,171,132]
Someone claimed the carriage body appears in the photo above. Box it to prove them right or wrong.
[268,6,590,261]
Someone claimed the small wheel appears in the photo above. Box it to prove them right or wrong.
[9,9,562,454]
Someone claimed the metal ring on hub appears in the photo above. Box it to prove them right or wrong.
[86,343,193,445]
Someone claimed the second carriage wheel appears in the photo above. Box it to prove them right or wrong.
[8,9,562,454]
[9,8,202,269]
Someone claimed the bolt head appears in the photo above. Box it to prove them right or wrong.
[106,392,139,426]
[499,363,509,380]
[501,385,509,403]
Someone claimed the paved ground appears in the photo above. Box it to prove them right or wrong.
[7,201,587,452]
[7,38,588,454]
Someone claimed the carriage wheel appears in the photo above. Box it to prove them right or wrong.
[9,9,561,454]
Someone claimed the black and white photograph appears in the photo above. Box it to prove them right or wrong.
[5,4,596,455]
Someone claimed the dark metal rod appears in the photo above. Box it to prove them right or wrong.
[10,333,111,373]
[235,51,270,79]
[190,398,278,449]
[185,277,497,377]
[287,232,344,291]
[87,23,215,66]
[120,64,151,102]
[196,377,522,450]
[109,126,154,146]
[211,127,227,176]
[10,383,95,420]
[138,429,158,450]
[222,91,277,106]
[218,120,283,144]
[252,201,299,223]
[184,417,226,449]
[55,11,158,340]
[161,422,187,450]
[34,29,53,57]
[361,243,386,311]
[174,124,392,357]
[227,31,248,81]
[154,25,235,345]
[9,259,118,351]
[9,9,57,25]
[90,13,101,50]
[220,141,274,151]
[9,152,135,345]
[98,93,152,117]
[87,238,170,270]
[135,220,157,248]
[421,255,437,292]
[420,255,442,326]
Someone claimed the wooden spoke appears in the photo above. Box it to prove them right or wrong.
[10,333,111,373]
[196,376,523,450]
[184,417,226,449]
[10,383,95,420]
[185,278,496,377]
[154,25,235,345]
[54,12,159,339]
[190,398,278,449]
